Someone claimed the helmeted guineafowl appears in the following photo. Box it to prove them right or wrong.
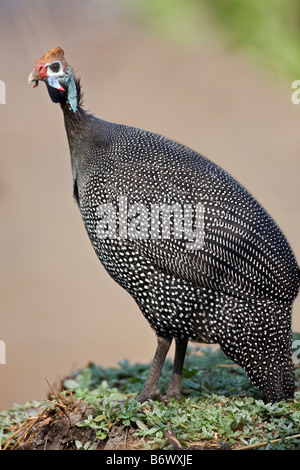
[28,47,300,403]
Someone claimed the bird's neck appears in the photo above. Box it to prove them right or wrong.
[60,75,89,179]
[60,74,86,141]
[64,74,78,113]
[59,70,81,115]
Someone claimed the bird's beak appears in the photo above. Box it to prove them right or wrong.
[28,61,49,88]
[28,73,39,88]
[28,67,42,88]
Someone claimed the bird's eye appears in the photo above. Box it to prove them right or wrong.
[49,62,61,73]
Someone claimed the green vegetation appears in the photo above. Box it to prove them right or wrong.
[1,342,299,450]
[130,0,300,81]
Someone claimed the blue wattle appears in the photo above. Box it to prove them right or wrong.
[46,81,61,103]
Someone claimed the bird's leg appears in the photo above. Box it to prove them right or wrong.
[166,338,188,400]
[137,335,172,403]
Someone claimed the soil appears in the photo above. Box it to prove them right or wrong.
[13,401,133,451]
[12,399,229,451]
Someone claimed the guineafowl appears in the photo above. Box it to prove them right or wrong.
[28,47,299,403]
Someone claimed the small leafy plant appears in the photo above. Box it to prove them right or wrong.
[64,341,300,450]
[1,342,300,450]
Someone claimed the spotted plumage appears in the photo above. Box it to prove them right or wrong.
[29,48,299,403]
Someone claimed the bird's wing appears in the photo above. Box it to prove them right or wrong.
[126,199,298,303]
[88,124,299,303]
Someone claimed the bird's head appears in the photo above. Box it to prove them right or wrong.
[28,47,78,113]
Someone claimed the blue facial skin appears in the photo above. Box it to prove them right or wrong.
[46,65,78,113]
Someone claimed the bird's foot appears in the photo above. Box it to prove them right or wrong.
[164,389,182,401]
[164,380,182,401]
[136,388,182,404]
[136,388,164,403]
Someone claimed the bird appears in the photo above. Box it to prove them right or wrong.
[28,47,299,404]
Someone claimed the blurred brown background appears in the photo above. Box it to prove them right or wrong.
[0,0,300,411]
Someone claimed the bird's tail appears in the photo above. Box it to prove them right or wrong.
[216,296,294,403]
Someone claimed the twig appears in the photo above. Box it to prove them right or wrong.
[1,415,40,449]
[237,433,300,450]
[44,399,68,409]
[69,389,76,406]
[45,378,69,414]
[2,418,31,449]
[45,378,63,405]
[4,407,48,450]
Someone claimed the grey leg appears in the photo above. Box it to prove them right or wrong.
[137,336,172,403]
[166,338,188,400]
